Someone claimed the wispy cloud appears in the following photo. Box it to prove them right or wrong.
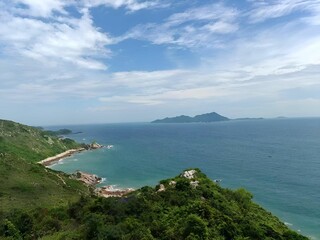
[81,0,168,12]
[126,3,239,48]
[247,0,320,23]
[9,0,73,17]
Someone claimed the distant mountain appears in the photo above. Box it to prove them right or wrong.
[152,112,229,123]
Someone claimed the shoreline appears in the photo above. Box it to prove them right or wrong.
[38,142,111,167]
[38,148,86,166]
[39,145,133,197]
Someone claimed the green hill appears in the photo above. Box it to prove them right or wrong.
[0,119,90,212]
[0,120,80,163]
[0,169,308,239]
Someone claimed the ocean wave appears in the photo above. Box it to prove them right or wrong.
[284,222,293,226]
[100,178,107,184]
[48,160,64,167]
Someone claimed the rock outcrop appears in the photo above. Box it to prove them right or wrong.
[96,185,134,198]
[181,169,197,179]
[73,171,102,186]
[86,142,103,150]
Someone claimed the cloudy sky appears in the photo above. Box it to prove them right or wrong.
[1,0,320,125]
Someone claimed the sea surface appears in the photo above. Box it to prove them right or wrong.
[48,118,320,239]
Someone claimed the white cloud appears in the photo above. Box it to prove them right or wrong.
[0,0,170,72]
[0,6,113,70]
[203,21,238,34]
[11,0,73,17]
[126,3,239,48]
[166,3,238,25]
[248,0,320,23]
[82,0,167,12]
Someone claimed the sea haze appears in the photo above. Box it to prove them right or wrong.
[49,118,320,239]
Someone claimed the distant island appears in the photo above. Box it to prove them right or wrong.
[152,112,266,123]
[152,112,230,123]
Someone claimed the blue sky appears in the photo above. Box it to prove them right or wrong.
[0,0,320,125]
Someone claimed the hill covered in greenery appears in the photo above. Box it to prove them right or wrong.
[152,112,229,123]
[0,119,90,211]
[0,119,308,239]
[0,169,307,239]
[0,120,81,163]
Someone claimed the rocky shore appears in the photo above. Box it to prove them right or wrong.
[95,185,134,198]
[38,143,132,198]
[73,171,134,198]
[85,142,104,150]
[72,171,102,185]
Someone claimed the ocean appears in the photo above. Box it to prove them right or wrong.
[48,118,320,239]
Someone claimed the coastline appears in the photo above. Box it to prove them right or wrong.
[38,148,86,166]
[39,145,134,198]
[38,142,109,167]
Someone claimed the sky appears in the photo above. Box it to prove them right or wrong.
[0,0,320,125]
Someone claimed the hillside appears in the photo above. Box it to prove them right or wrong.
[152,112,229,123]
[0,120,81,163]
[0,119,90,211]
[0,169,307,239]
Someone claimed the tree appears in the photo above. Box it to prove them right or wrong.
[184,214,208,240]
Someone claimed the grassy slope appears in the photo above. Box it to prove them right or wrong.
[0,120,90,212]
[0,120,80,163]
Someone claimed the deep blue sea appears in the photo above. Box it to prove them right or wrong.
[48,118,320,239]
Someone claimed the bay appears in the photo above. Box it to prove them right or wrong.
[49,118,320,239]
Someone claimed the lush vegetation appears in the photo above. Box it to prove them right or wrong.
[0,119,308,239]
[0,120,90,211]
[0,120,80,162]
[0,169,308,239]
[43,129,73,136]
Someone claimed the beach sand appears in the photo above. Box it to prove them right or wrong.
[38,148,85,166]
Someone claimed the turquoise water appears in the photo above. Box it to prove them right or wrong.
[49,118,320,239]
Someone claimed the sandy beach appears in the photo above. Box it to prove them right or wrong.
[38,148,85,166]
